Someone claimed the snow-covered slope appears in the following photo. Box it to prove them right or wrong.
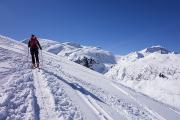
[106,46,180,110]
[23,39,116,73]
[1,35,180,120]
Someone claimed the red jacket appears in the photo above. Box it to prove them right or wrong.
[28,37,42,49]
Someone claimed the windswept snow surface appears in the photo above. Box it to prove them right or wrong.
[1,36,180,120]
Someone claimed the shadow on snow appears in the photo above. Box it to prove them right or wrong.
[42,69,104,103]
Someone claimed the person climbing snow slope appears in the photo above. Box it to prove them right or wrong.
[28,34,42,68]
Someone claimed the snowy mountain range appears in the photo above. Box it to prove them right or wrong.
[23,38,116,73]
[1,35,180,120]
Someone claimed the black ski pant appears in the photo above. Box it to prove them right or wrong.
[30,48,39,64]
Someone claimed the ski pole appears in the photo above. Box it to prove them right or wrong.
[41,50,43,68]
[27,47,29,68]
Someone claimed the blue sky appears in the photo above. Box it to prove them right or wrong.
[0,0,180,54]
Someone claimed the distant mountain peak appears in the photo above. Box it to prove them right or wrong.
[150,45,163,48]
[118,45,178,63]
[140,45,172,54]
[62,42,82,48]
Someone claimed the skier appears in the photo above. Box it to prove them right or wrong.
[28,34,42,68]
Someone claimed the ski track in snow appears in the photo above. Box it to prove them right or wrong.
[1,39,180,120]
[41,57,159,120]
[112,82,180,120]
[34,69,83,120]
[40,68,115,120]
[33,69,61,120]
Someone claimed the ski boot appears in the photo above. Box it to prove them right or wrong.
[32,64,36,69]
[37,63,40,69]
